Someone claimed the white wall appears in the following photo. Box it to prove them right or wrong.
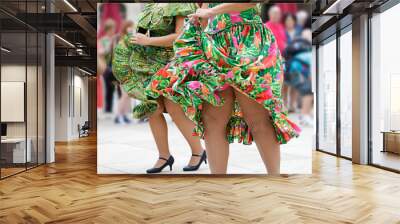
[1,65,26,81]
[1,82,25,122]
[55,66,68,141]
[1,65,26,140]
[54,67,89,141]
[1,64,46,163]
[1,65,31,138]
[71,74,89,138]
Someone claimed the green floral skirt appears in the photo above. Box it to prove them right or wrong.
[146,19,301,144]
[112,35,174,119]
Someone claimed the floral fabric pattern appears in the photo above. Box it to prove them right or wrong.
[112,3,197,119]
[146,4,300,144]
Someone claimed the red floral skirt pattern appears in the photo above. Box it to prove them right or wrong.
[146,19,300,144]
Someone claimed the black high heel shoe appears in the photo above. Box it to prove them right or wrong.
[146,155,174,174]
[183,151,207,172]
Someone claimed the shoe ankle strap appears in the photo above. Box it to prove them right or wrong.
[192,151,205,157]
[159,156,169,161]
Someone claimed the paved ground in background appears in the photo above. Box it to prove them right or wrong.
[98,113,313,174]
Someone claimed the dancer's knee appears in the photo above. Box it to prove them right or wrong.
[246,116,272,137]
[202,111,229,132]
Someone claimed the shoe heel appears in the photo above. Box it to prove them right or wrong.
[169,164,173,171]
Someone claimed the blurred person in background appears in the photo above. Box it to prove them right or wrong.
[285,28,313,126]
[97,3,126,118]
[113,3,207,173]
[265,5,287,54]
[98,19,118,116]
[284,13,302,45]
[282,13,302,110]
[296,10,309,29]
[114,21,135,124]
[98,3,125,39]
[260,3,297,22]
[298,29,313,126]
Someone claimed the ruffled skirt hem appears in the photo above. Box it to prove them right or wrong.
[146,19,301,144]
[113,36,162,120]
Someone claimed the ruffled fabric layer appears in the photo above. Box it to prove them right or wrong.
[147,19,301,144]
[111,4,197,120]
[138,3,198,33]
[112,35,158,119]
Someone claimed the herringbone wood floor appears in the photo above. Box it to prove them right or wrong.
[1,135,400,224]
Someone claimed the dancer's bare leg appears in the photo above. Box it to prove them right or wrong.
[148,99,171,168]
[301,94,313,116]
[117,88,131,116]
[202,88,234,174]
[234,90,280,175]
[282,83,289,108]
[164,98,204,166]
[120,88,132,115]
[289,87,299,112]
